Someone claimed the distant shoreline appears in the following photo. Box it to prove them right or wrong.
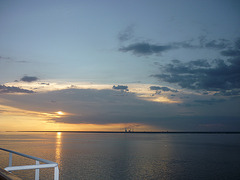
[8,131,240,134]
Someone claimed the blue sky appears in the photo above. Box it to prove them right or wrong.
[0,0,240,131]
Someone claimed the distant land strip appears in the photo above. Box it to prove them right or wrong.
[12,131,240,134]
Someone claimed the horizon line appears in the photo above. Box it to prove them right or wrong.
[5,131,240,134]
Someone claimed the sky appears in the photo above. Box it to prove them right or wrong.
[0,0,240,131]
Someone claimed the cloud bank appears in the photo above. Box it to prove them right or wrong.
[118,35,237,56]
[0,85,34,94]
[152,58,240,95]
[1,87,239,131]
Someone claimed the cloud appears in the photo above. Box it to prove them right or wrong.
[221,38,240,57]
[52,114,240,131]
[1,87,240,131]
[118,36,234,56]
[40,82,50,85]
[112,85,129,91]
[188,59,211,67]
[0,85,34,94]
[194,98,226,105]
[150,86,178,92]
[214,90,240,96]
[204,40,229,49]
[153,116,240,131]
[221,50,240,57]
[198,36,231,49]
[220,38,240,57]
[152,58,240,95]
[0,56,28,63]
[118,25,135,42]
[119,42,173,56]
[20,76,39,82]
[173,37,232,50]
[0,56,11,61]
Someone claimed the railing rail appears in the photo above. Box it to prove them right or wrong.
[0,147,59,180]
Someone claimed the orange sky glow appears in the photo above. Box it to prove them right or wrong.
[0,104,160,132]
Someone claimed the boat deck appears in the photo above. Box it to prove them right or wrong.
[0,168,22,180]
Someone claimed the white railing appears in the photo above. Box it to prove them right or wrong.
[0,147,59,180]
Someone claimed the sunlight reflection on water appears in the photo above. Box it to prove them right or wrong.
[55,132,62,166]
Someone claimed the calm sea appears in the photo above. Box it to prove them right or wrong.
[0,132,240,180]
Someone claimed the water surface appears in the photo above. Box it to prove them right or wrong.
[0,132,240,180]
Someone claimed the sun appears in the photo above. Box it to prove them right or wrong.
[56,111,64,115]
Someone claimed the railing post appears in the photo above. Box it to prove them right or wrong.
[54,166,59,180]
[9,152,12,167]
[1,148,59,180]
[35,160,40,180]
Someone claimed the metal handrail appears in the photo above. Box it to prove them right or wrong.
[0,147,59,180]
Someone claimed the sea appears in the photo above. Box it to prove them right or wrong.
[0,132,240,180]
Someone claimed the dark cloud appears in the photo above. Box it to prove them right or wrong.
[152,58,240,95]
[220,38,240,57]
[118,37,234,56]
[112,85,129,91]
[52,114,240,131]
[2,87,240,131]
[154,116,240,132]
[173,37,231,50]
[188,59,211,67]
[198,36,230,49]
[194,98,226,105]
[214,90,240,96]
[0,85,34,94]
[149,86,161,90]
[20,76,39,82]
[150,86,178,92]
[172,41,197,49]
[40,82,50,85]
[118,25,135,42]
[204,40,229,49]
[151,37,240,95]
[221,50,240,57]
[119,42,173,56]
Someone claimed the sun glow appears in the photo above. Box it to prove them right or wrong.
[56,111,64,115]
[0,104,160,131]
